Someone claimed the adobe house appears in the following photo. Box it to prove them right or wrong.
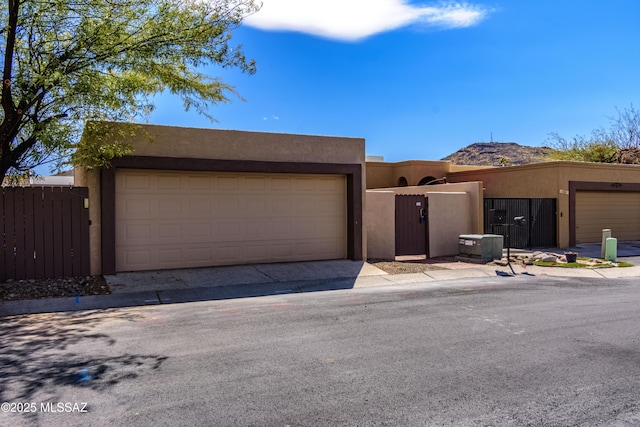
[447,161,640,247]
[76,121,640,275]
[366,159,640,250]
[76,122,366,275]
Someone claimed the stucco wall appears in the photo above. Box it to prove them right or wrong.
[366,163,397,189]
[366,182,483,259]
[366,160,453,189]
[74,167,102,275]
[114,122,365,165]
[424,181,484,235]
[366,191,396,259]
[78,122,367,274]
[427,192,472,256]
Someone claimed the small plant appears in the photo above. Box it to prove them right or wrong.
[533,257,633,268]
[616,262,634,268]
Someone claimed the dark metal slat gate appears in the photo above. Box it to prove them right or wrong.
[484,198,557,249]
[1,186,90,282]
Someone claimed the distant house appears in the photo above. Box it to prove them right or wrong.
[29,175,75,186]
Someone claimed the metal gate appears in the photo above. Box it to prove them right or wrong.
[1,186,90,281]
[395,194,428,256]
[484,198,556,249]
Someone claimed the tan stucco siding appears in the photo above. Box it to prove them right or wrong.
[113,123,365,165]
[366,163,396,189]
[366,160,453,189]
[74,167,102,275]
[427,192,472,256]
[366,191,396,259]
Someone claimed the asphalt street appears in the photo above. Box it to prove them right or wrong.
[2,275,640,426]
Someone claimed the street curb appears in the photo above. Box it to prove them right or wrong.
[2,264,640,317]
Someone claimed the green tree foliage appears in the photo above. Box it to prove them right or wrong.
[498,156,510,166]
[546,104,639,163]
[0,0,260,185]
[545,133,619,163]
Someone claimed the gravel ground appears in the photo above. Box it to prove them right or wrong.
[369,258,452,274]
[0,276,111,301]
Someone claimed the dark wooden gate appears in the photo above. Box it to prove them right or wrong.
[1,186,90,282]
[395,194,428,256]
[484,198,557,249]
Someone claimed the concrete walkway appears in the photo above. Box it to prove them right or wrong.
[2,243,639,317]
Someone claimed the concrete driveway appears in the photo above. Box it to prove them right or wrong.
[104,260,387,294]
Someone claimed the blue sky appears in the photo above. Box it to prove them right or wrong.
[149,0,640,162]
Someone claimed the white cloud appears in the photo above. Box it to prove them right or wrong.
[244,1,492,41]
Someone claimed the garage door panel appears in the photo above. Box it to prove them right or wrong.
[246,245,268,260]
[214,197,240,217]
[157,199,183,217]
[115,170,347,271]
[158,249,181,264]
[157,223,182,239]
[576,191,640,243]
[157,174,181,189]
[296,240,342,257]
[318,196,345,213]
[245,176,266,190]
[245,222,268,238]
[187,247,212,262]
[246,198,267,218]
[272,198,292,215]
[294,177,317,191]
[119,223,152,242]
[318,178,343,192]
[272,178,291,190]
[218,222,244,240]
[187,223,213,239]
[296,198,316,215]
[216,175,239,190]
[124,174,150,189]
[122,250,151,268]
[185,175,209,189]
[272,221,292,236]
[120,198,152,217]
[187,200,212,217]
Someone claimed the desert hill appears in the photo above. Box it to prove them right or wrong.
[442,142,552,166]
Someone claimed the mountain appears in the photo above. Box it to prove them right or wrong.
[442,142,552,166]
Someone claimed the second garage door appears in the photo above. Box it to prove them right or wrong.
[115,170,347,272]
[575,191,640,243]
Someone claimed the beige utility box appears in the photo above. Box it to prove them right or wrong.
[458,234,504,261]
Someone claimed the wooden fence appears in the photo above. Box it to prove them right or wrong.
[1,186,90,282]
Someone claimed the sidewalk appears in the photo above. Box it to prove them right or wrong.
[2,254,639,317]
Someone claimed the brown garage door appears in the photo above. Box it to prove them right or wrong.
[575,191,640,243]
[115,169,347,271]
